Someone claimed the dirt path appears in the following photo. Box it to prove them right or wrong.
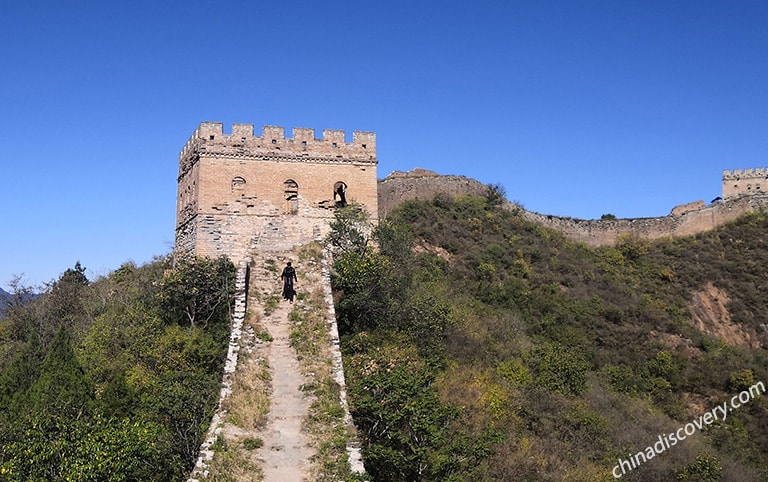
[257,297,315,481]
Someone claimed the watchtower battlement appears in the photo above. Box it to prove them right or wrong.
[179,122,376,173]
[175,121,378,262]
[722,167,768,198]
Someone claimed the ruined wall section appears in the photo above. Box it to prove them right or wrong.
[670,200,706,217]
[378,170,768,247]
[176,122,378,261]
[378,169,488,216]
[723,168,768,199]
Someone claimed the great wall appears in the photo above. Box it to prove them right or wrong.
[179,123,375,481]
[379,168,768,247]
[178,122,768,480]
[176,122,768,259]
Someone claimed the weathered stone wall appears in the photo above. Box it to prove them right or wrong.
[670,200,706,216]
[377,169,488,216]
[176,122,378,261]
[377,169,768,247]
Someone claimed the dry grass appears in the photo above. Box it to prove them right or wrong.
[226,354,271,429]
[288,244,363,481]
[203,277,272,481]
[204,435,263,482]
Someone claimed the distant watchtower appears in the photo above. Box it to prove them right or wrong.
[175,122,378,261]
[722,168,768,199]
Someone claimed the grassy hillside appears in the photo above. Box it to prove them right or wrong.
[0,257,235,481]
[331,191,768,481]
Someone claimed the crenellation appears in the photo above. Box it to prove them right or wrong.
[232,123,254,138]
[293,127,315,142]
[178,123,377,165]
[199,121,224,139]
[262,125,285,142]
[323,129,345,145]
[353,131,376,151]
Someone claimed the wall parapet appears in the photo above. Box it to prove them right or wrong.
[723,167,768,180]
[179,122,376,167]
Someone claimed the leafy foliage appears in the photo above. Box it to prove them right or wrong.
[158,256,235,332]
[325,202,372,258]
[331,190,768,481]
[0,256,236,480]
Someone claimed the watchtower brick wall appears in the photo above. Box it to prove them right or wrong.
[175,122,378,262]
[723,168,768,199]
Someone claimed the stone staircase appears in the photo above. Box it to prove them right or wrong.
[189,243,363,481]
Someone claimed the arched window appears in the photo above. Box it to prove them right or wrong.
[333,181,348,207]
[284,179,299,214]
[232,177,246,196]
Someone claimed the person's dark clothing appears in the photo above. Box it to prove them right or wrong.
[281,265,297,302]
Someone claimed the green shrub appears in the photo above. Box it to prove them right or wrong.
[727,369,756,392]
[241,437,263,450]
[677,453,722,481]
[525,343,588,396]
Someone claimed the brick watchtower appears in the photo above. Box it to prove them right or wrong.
[723,168,768,199]
[175,122,378,262]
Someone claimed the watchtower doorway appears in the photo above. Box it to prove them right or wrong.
[284,179,299,214]
[334,181,348,207]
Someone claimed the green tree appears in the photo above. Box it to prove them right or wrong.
[325,203,372,258]
[0,256,232,479]
[30,325,94,419]
[347,341,460,481]
[0,329,44,416]
[525,343,588,396]
[332,250,391,333]
[485,183,507,206]
[677,453,723,481]
[0,415,176,481]
[141,371,220,465]
[98,371,138,419]
[158,256,235,330]
[59,261,89,286]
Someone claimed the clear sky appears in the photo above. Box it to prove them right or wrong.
[1,1,767,290]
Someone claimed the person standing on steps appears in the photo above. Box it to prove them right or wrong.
[280,261,298,303]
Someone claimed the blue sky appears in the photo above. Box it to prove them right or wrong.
[1,1,767,290]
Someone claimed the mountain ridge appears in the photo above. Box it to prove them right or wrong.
[0,287,10,317]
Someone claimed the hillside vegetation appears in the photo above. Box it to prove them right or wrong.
[0,257,235,480]
[330,190,768,481]
[2,189,767,481]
